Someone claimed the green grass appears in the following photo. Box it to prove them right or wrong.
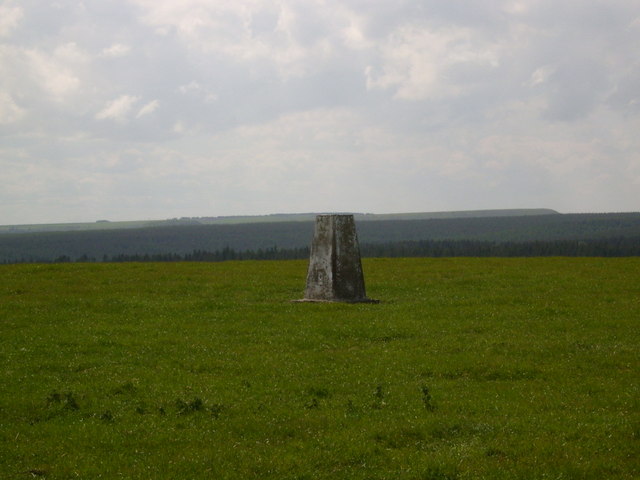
[1,258,638,479]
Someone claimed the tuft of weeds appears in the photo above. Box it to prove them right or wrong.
[418,465,459,480]
[46,391,80,411]
[45,392,62,406]
[371,384,386,409]
[345,398,359,417]
[305,398,320,410]
[209,403,224,419]
[305,386,329,409]
[373,427,427,450]
[24,468,48,477]
[421,385,436,411]
[485,447,507,458]
[112,381,137,395]
[30,391,82,424]
[176,397,205,414]
[99,410,114,423]
[175,397,223,418]
[306,386,330,398]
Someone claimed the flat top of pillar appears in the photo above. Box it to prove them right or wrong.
[316,213,354,218]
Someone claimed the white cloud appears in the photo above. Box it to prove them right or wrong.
[96,95,140,121]
[136,99,159,118]
[0,41,97,124]
[172,121,186,134]
[127,0,360,79]
[0,4,23,37]
[101,43,132,57]
[54,42,90,64]
[528,65,555,86]
[366,25,501,100]
[0,92,25,124]
[178,81,218,103]
[24,44,88,101]
[339,10,371,50]
[178,81,200,94]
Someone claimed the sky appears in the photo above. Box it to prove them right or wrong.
[1,0,639,225]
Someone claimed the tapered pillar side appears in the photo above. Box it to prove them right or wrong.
[332,215,366,300]
[304,215,335,301]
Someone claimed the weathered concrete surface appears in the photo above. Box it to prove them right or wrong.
[300,214,377,303]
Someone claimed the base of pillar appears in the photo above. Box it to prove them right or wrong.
[292,297,380,304]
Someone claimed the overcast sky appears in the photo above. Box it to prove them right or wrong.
[1,0,639,224]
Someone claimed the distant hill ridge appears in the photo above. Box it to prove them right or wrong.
[207,208,560,224]
[0,208,558,234]
[3,211,640,263]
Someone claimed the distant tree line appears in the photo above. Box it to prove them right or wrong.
[360,237,640,258]
[2,237,639,264]
[107,246,310,263]
[3,212,640,264]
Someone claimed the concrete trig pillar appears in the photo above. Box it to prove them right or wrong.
[301,214,377,303]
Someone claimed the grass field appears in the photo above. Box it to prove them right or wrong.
[1,258,638,479]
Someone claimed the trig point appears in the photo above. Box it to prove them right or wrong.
[299,214,377,303]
